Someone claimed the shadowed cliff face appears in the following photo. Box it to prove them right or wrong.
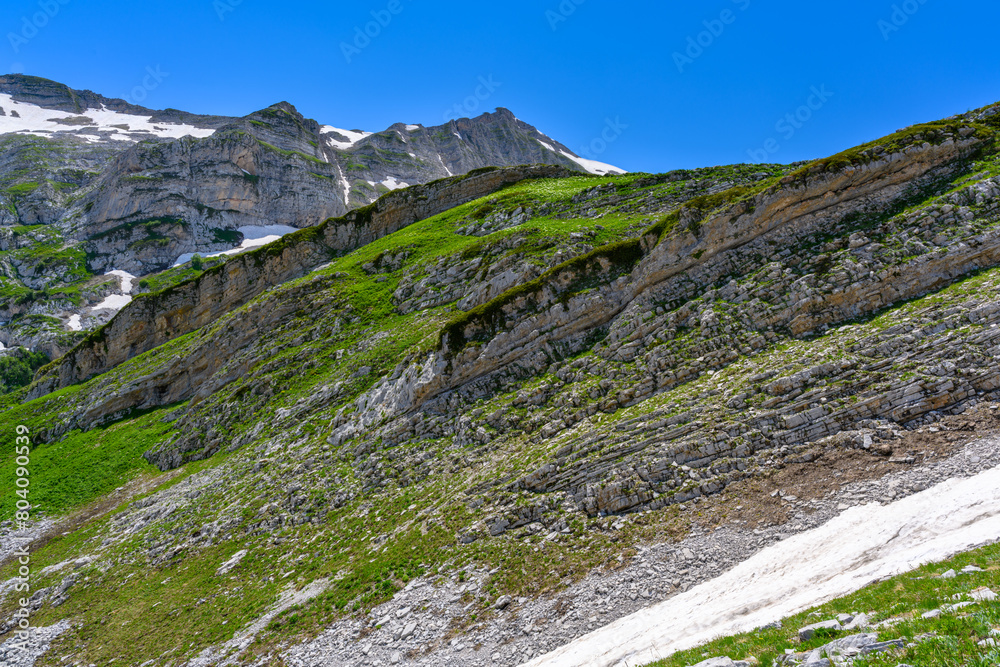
[0,76,609,276]
[0,75,621,358]
[28,165,578,400]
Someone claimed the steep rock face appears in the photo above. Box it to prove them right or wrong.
[0,76,616,275]
[341,109,596,194]
[0,76,620,359]
[79,124,344,274]
[34,120,999,478]
[29,165,577,399]
[395,134,987,415]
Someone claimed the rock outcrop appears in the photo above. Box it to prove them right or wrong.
[28,165,577,399]
[0,75,618,357]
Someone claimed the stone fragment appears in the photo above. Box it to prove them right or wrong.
[798,619,841,641]
[970,587,997,602]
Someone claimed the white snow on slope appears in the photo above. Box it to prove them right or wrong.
[559,149,627,176]
[66,314,81,331]
[0,94,215,142]
[405,124,421,131]
[335,163,352,205]
[322,125,373,150]
[93,294,132,311]
[172,225,299,267]
[380,176,409,191]
[92,269,139,312]
[437,153,453,177]
[526,462,1000,667]
[106,269,137,294]
[537,140,556,152]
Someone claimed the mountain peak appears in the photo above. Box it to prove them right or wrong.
[263,101,301,116]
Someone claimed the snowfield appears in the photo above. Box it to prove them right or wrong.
[380,176,409,190]
[172,225,300,267]
[559,149,627,176]
[526,462,1000,667]
[91,270,139,312]
[0,93,215,142]
[106,270,137,294]
[321,125,373,150]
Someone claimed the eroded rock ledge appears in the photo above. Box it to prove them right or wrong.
[28,164,577,400]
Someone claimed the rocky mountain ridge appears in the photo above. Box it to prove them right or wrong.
[0,74,622,371]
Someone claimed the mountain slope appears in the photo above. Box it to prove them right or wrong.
[0,101,999,667]
[0,74,623,369]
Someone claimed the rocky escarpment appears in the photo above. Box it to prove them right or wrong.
[77,106,609,275]
[28,165,577,400]
[319,125,992,452]
[0,75,620,363]
[28,120,1000,472]
[0,75,615,276]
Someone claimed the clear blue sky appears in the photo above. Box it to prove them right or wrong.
[5,0,1000,173]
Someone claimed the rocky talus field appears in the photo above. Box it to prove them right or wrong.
[1,99,1000,667]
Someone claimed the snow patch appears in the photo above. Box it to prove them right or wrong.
[405,124,421,131]
[106,269,137,294]
[321,125,372,150]
[66,314,81,331]
[93,294,132,311]
[335,163,352,205]
[538,140,556,152]
[559,149,627,176]
[454,132,463,141]
[527,463,1000,667]
[0,95,216,142]
[172,225,299,267]
[380,177,409,191]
